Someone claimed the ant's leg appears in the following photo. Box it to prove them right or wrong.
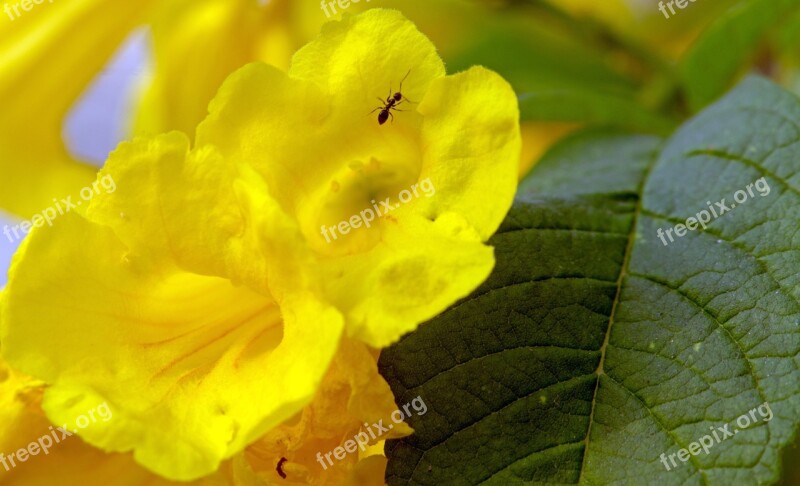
[388,111,395,123]
[367,107,382,116]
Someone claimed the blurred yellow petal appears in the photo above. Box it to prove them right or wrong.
[135,0,266,136]
[0,0,153,217]
[518,122,577,178]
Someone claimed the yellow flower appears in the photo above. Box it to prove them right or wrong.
[0,347,388,485]
[1,9,519,481]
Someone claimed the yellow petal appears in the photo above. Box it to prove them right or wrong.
[416,66,520,240]
[85,132,284,294]
[342,455,388,486]
[289,9,446,121]
[244,338,409,485]
[0,0,153,217]
[195,11,520,347]
[320,213,496,347]
[2,210,344,480]
[135,0,266,136]
[0,357,240,486]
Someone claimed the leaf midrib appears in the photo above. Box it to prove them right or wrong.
[573,143,718,484]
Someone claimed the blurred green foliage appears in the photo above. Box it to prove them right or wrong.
[453,0,800,132]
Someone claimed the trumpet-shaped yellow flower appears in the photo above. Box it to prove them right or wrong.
[1,9,519,481]
[0,343,395,485]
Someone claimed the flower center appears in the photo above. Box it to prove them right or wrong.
[303,137,422,255]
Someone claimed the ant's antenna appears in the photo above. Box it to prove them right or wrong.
[399,69,411,91]
[400,69,418,104]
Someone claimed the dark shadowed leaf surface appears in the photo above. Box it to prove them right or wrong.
[380,77,800,485]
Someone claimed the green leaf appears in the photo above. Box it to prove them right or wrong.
[380,76,800,485]
[444,19,637,95]
[680,0,800,111]
[518,89,676,134]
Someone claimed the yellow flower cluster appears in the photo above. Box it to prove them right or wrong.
[0,4,520,485]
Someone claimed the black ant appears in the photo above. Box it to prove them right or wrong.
[276,457,288,479]
[370,70,414,125]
